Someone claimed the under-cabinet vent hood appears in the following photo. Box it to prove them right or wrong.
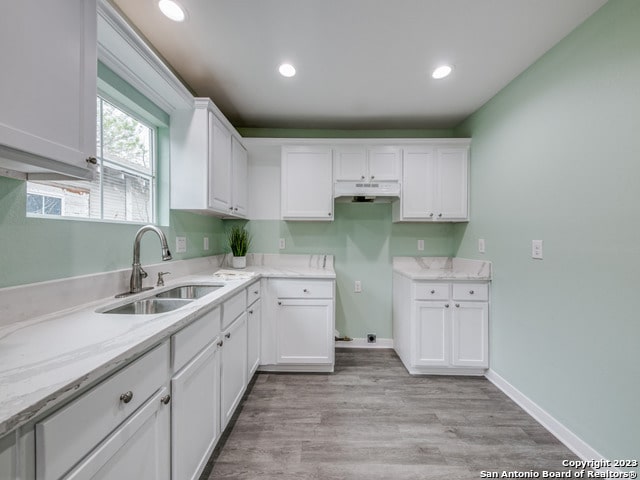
[334,181,400,203]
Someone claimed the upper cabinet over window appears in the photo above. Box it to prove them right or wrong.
[0,0,97,179]
[170,99,247,218]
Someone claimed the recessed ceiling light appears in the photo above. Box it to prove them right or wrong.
[279,63,296,78]
[432,65,453,79]
[158,0,186,22]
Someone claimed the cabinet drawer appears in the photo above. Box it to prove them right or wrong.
[413,283,450,300]
[172,307,221,373]
[273,279,333,299]
[452,283,488,301]
[247,281,261,306]
[35,342,170,480]
[222,291,246,330]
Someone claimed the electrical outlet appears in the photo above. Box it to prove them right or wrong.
[279,238,286,250]
[175,236,187,253]
[417,239,424,251]
[203,237,210,250]
[478,238,485,253]
[367,333,377,344]
[532,240,543,259]
[354,280,362,293]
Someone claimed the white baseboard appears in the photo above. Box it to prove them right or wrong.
[485,369,616,470]
[335,337,394,349]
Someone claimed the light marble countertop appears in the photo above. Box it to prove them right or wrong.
[393,256,492,281]
[0,254,335,437]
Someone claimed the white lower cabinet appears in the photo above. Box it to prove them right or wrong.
[276,299,334,364]
[220,313,248,431]
[393,273,489,375]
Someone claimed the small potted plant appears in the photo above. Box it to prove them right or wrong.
[227,225,251,269]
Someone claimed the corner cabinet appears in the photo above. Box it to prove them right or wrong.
[393,273,489,375]
[0,0,97,179]
[170,98,247,218]
[281,146,333,221]
[392,143,470,222]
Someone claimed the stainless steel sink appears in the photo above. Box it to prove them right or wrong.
[155,284,223,300]
[103,298,192,315]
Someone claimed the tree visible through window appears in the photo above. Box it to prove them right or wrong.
[27,97,155,222]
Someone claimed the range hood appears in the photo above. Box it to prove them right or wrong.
[334,181,400,203]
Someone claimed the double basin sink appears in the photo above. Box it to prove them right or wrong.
[102,284,224,315]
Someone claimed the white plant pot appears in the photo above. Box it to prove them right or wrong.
[231,255,246,269]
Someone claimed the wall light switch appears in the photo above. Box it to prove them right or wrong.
[176,236,187,254]
[279,238,286,250]
[354,280,362,293]
[203,237,210,250]
[478,238,485,254]
[532,240,543,259]
[417,239,424,251]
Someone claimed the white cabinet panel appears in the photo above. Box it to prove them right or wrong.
[415,302,450,366]
[220,313,248,430]
[276,299,334,364]
[451,302,488,368]
[333,146,400,182]
[333,147,367,181]
[367,146,401,181]
[401,146,437,219]
[208,112,232,212]
[436,148,468,220]
[281,146,333,220]
[0,0,96,178]
[231,136,248,217]
[171,341,220,480]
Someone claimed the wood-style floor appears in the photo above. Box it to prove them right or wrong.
[202,348,581,479]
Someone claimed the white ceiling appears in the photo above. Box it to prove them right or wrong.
[111,0,607,129]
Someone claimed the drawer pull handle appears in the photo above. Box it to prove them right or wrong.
[445,304,450,308]
[217,340,224,347]
[120,391,133,404]
[225,332,231,339]
[469,290,474,294]
[249,309,254,314]
[161,394,171,405]
[430,289,435,294]
[455,303,460,308]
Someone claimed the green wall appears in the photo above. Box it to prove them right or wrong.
[453,0,639,462]
[228,204,456,339]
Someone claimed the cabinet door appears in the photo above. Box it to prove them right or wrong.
[220,313,248,431]
[64,388,170,480]
[368,147,401,181]
[435,147,468,220]
[231,136,248,217]
[402,146,437,219]
[414,301,450,366]
[0,0,96,177]
[276,299,334,364]
[281,146,333,220]
[333,147,367,181]
[247,300,261,378]
[171,341,220,480]
[208,113,232,213]
[451,302,488,367]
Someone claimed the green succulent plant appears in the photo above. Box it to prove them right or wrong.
[227,225,251,257]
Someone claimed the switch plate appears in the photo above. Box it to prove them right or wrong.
[478,238,485,253]
[417,239,424,251]
[279,238,286,250]
[176,236,187,254]
[354,280,362,293]
[203,237,209,250]
[532,240,543,259]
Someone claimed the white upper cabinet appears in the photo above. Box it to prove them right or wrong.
[281,146,333,221]
[170,99,246,218]
[0,0,97,179]
[333,146,400,182]
[394,143,469,222]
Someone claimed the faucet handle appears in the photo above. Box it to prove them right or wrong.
[139,266,148,279]
[157,271,171,287]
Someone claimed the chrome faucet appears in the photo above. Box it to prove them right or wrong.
[116,225,172,298]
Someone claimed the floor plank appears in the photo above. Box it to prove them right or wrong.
[202,348,581,479]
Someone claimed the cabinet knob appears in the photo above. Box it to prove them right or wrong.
[120,391,134,404]
[234,207,238,211]
[277,301,282,306]
[161,394,171,405]
[438,213,443,217]
[361,175,365,180]
[249,309,254,314]
[303,289,309,293]
[328,212,332,216]
[85,156,97,165]
[370,175,375,180]
[430,289,435,294]
[455,303,460,308]
[225,332,231,339]
[254,290,259,294]
[217,340,224,347]
[469,290,474,295]
[429,213,434,217]
[229,206,234,210]
[445,304,450,308]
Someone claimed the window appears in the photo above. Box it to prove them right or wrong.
[27,96,156,223]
